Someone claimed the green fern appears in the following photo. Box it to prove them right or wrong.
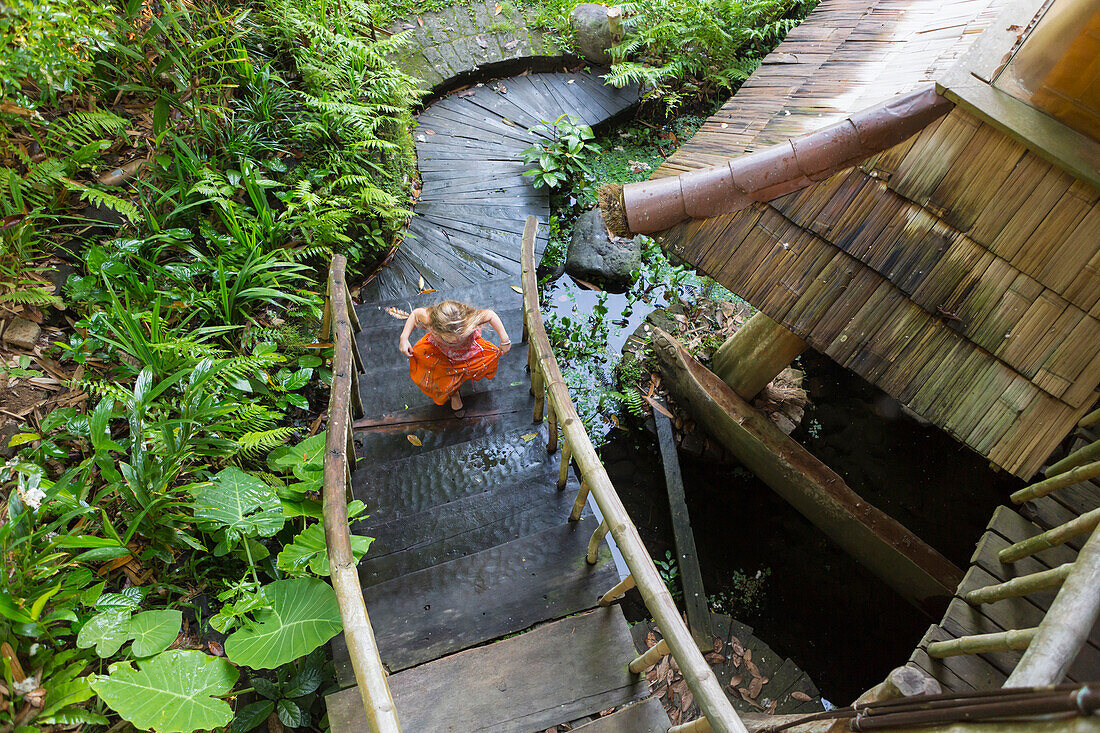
[235,427,298,456]
[68,184,141,223]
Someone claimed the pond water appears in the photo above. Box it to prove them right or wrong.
[544,272,1022,704]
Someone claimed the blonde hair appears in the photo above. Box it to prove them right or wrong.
[427,300,484,340]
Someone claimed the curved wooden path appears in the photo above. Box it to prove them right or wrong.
[361,69,639,301]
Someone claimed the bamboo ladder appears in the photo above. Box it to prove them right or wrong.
[925,418,1100,687]
[321,255,402,732]
[519,216,748,733]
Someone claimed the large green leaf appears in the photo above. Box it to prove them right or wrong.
[129,609,182,657]
[224,578,341,669]
[194,467,284,542]
[76,609,132,657]
[276,520,372,576]
[269,432,326,482]
[90,649,239,733]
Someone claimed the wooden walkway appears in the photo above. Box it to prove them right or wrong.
[361,70,639,301]
[908,442,1100,691]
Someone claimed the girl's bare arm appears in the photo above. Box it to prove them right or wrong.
[483,310,511,354]
[399,308,428,356]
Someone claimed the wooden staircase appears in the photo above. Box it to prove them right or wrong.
[325,281,671,731]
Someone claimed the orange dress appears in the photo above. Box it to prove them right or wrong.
[408,328,502,405]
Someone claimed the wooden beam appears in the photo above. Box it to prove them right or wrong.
[655,405,714,649]
[651,327,963,612]
[712,312,807,400]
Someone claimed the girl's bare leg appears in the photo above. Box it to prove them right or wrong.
[449,390,463,410]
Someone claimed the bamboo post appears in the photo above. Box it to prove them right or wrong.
[558,440,573,490]
[1006,524,1100,687]
[533,369,546,423]
[629,638,669,674]
[1046,438,1100,477]
[1079,407,1100,429]
[927,628,1037,658]
[322,255,402,733]
[587,519,609,564]
[519,216,748,733]
[346,420,357,473]
[711,312,806,400]
[1012,460,1100,504]
[998,508,1100,563]
[669,718,712,733]
[599,574,635,606]
[569,480,590,522]
[547,401,559,454]
[964,563,1073,605]
[344,286,361,332]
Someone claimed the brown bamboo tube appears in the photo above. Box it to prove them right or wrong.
[346,420,357,473]
[998,508,1100,563]
[1046,438,1100,477]
[547,401,559,454]
[669,718,713,733]
[1079,408,1100,429]
[350,362,365,419]
[520,217,747,733]
[587,519,609,564]
[569,480,590,522]
[1013,460,1100,504]
[558,440,572,490]
[1007,524,1100,687]
[599,574,635,606]
[322,255,402,733]
[629,638,669,674]
[344,286,361,332]
[928,628,1036,658]
[964,563,1073,605]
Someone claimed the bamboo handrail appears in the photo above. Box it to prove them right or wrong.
[1006,523,1100,687]
[998,508,1100,563]
[323,255,401,733]
[1013,460,1100,504]
[927,628,1037,658]
[519,216,747,733]
[964,563,1072,605]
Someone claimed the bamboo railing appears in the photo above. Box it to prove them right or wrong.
[925,436,1100,690]
[519,216,747,733]
[322,255,402,733]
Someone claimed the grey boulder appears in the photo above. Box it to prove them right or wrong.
[565,208,642,292]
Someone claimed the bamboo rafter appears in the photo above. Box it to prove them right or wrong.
[323,256,401,733]
[519,216,748,733]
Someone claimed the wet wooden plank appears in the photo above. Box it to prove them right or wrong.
[571,698,671,732]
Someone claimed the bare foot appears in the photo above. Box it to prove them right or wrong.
[449,393,463,411]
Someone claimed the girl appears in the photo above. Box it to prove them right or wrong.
[398,300,512,411]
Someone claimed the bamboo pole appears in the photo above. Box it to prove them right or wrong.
[964,564,1073,605]
[1079,408,1100,429]
[1007,524,1100,687]
[569,480,590,522]
[998,508,1100,563]
[629,638,669,674]
[519,217,748,733]
[587,519,609,564]
[322,255,401,733]
[599,574,635,606]
[533,368,545,423]
[547,400,559,454]
[927,628,1037,658]
[1012,460,1100,504]
[1046,438,1100,477]
[558,440,572,489]
[669,717,713,733]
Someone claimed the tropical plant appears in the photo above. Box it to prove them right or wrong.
[522,115,601,190]
[234,649,327,731]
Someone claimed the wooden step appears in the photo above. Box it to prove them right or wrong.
[355,278,520,322]
[355,409,530,464]
[327,606,648,733]
[571,698,671,732]
[357,464,583,586]
[352,516,620,672]
[351,425,551,522]
[353,380,539,430]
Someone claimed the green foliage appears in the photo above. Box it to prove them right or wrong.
[277,501,373,576]
[91,649,240,733]
[522,115,601,190]
[193,467,286,547]
[656,550,682,602]
[235,649,326,731]
[223,578,342,669]
[76,608,183,659]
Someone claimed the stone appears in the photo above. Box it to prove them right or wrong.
[0,423,21,459]
[2,317,41,350]
[565,208,642,293]
[570,3,615,65]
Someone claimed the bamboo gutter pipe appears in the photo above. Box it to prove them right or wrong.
[618,86,952,234]
[323,256,402,733]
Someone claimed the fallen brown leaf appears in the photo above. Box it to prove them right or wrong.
[712,637,724,654]
[646,630,657,648]
[743,648,752,663]
[679,690,694,712]
[791,691,813,702]
[748,677,763,698]
[728,674,743,689]
[407,434,422,446]
[703,652,725,665]
[746,660,760,678]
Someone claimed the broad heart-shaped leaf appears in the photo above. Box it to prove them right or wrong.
[224,578,342,669]
[76,609,132,657]
[194,467,284,543]
[270,432,326,482]
[91,649,239,733]
[128,609,182,657]
[276,521,372,577]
